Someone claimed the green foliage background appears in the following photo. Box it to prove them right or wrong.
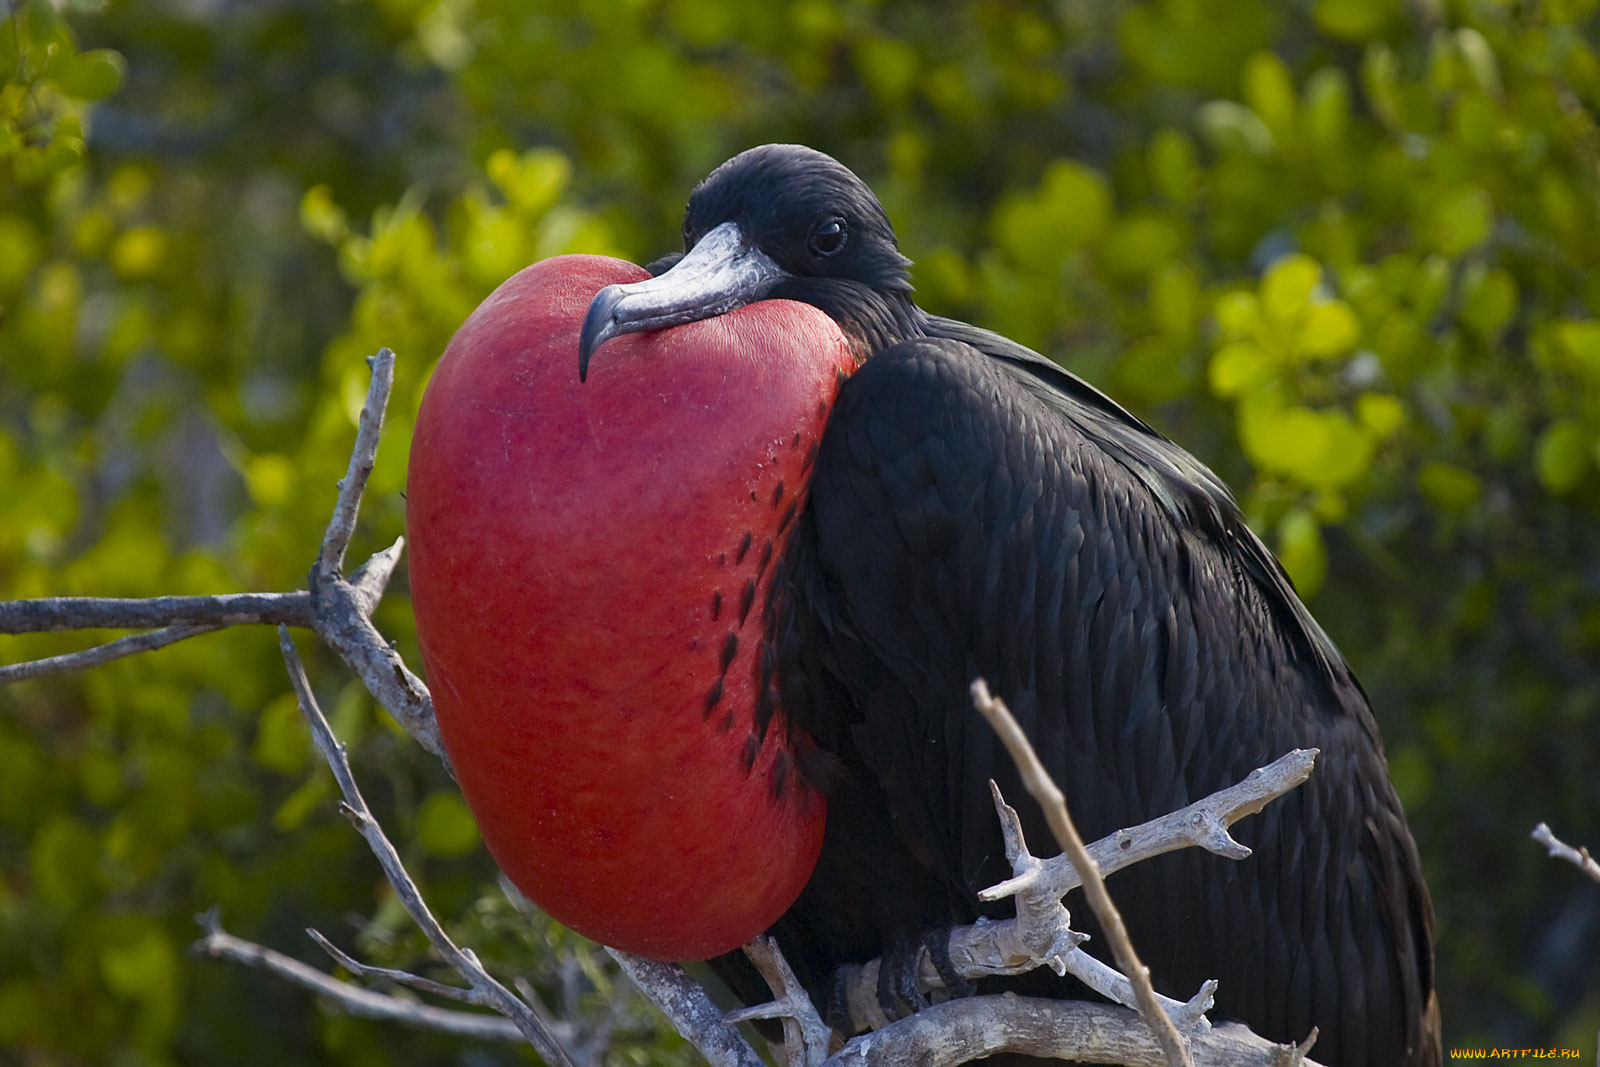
[2,0,1598,1061]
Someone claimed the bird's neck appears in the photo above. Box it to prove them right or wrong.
[773,278,922,365]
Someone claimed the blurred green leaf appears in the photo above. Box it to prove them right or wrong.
[1297,299,1360,357]
[54,48,124,99]
[1243,51,1297,142]
[1100,211,1186,280]
[30,814,100,909]
[1302,67,1351,154]
[416,790,481,857]
[1262,254,1320,325]
[99,926,176,1002]
[1149,263,1200,339]
[1536,419,1592,494]
[1553,320,1600,382]
[1240,392,1374,489]
[1214,290,1261,337]
[991,159,1111,270]
[1196,99,1275,156]
[1418,461,1482,513]
[108,225,166,279]
[1459,264,1518,339]
[1314,0,1399,42]
[1426,185,1494,257]
[273,773,334,832]
[1454,29,1501,97]
[1277,506,1328,596]
[1148,128,1201,204]
[252,692,310,774]
[1355,393,1405,439]
[487,146,572,216]
[1209,340,1272,397]
[301,183,350,244]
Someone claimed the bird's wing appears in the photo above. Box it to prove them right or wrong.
[921,313,1348,684]
[777,335,1435,1063]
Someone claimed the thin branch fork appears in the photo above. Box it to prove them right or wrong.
[0,622,225,683]
[193,911,524,1043]
[0,350,445,759]
[978,749,1318,908]
[276,626,574,1067]
[830,746,1315,1004]
[770,719,1324,1066]
[607,952,768,1067]
[972,678,1195,1067]
[728,936,833,1067]
[0,594,311,684]
[300,353,442,759]
[972,783,1216,1033]
[307,928,492,1005]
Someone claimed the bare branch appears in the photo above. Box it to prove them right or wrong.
[302,350,444,760]
[1533,822,1600,885]
[319,349,395,576]
[972,678,1193,1067]
[307,928,486,1005]
[979,748,1318,905]
[0,530,400,689]
[309,571,444,760]
[730,936,833,1067]
[0,591,313,634]
[194,912,524,1042]
[277,626,573,1067]
[0,622,220,684]
[347,537,406,615]
[1056,946,1215,1032]
[0,350,443,759]
[608,950,769,1067]
[823,995,1319,1067]
[828,748,1317,1047]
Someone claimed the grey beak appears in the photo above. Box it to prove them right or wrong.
[578,221,788,381]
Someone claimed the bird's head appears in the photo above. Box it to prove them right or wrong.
[579,144,914,379]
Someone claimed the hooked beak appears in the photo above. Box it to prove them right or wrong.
[578,221,788,381]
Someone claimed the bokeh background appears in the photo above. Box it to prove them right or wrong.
[2,0,1599,1062]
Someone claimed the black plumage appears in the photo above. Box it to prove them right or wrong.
[581,144,1440,1067]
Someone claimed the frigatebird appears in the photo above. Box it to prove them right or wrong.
[577,144,1440,1066]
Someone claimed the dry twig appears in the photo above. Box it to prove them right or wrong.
[728,936,834,1067]
[971,678,1195,1067]
[0,622,223,683]
[1532,822,1600,885]
[193,911,524,1042]
[826,995,1316,1067]
[979,749,1318,907]
[607,951,767,1067]
[974,782,1217,1031]
[277,626,574,1067]
[0,351,444,758]
[0,591,313,634]
[819,699,1323,1066]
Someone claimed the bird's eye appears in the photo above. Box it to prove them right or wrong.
[809,216,848,257]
